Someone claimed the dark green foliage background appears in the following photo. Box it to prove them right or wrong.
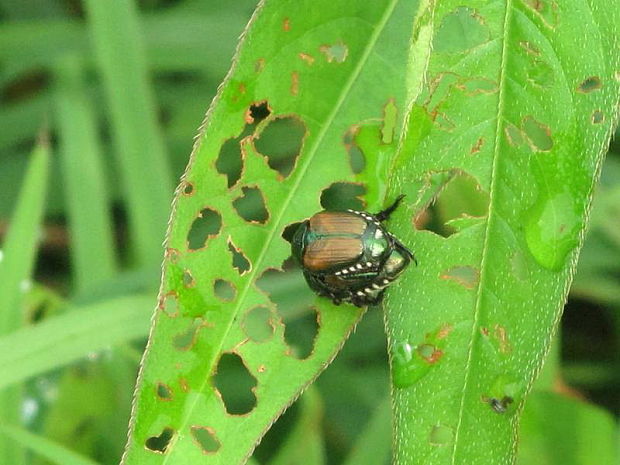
[0,1,618,465]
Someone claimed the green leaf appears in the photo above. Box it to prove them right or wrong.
[267,387,324,465]
[0,294,153,389]
[83,0,173,268]
[342,396,391,465]
[122,1,419,463]
[0,423,100,465]
[0,138,49,465]
[53,53,118,293]
[384,1,619,464]
[517,392,617,465]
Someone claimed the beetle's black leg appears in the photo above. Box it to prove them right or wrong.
[375,194,406,222]
[391,235,418,265]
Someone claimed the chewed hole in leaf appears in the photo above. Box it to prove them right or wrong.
[519,41,540,56]
[282,222,303,244]
[320,182,366,211]
[173,318,207,351]
[213,353,257,415]
[413,171,489,237]
[245,100,271,124]
[190,426,221,454]
[254,116,306,178]
[504,124,526,146]
[283,307,319,359]
[216,138,243,188]
[526,59,554,88]
[228,239,251,275]
[159,292,178,318]
[243,306,274,343]
[591,110,605,124]
[216,102,271,188]
[344,126,365,174]
[457,77,498,95]
[145,427,175,454]
[256,262,318,358]
[440,266,480,289]
[183,270,195,288]
[233,186,269,224]
[577,76,602,93]
[521,116,553,151]
[319,42,348,63]
[256,264,314,310]
[433,7,489,53]
[523,0,558,28]
[182,182,194,196]
[214,279,236,301]
[156,382,173,401]
[188,208,222,251]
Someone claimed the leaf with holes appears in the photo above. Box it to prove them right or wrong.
[122,1,419,464]
[384,0,619,464]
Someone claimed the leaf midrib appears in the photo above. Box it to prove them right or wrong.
[449,1,513,463]
[162,0,401,462]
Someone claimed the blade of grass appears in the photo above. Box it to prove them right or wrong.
[0,294,153,390]
[53,53,117,293]
[0,138,49,465]
[82,0,173,268]
[0,423,100,465]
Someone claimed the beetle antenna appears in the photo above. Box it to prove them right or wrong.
[375,194,406,221]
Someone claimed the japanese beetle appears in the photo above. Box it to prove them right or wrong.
[291,195,415,307]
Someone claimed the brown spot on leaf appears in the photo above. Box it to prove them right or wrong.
[494,324,511,354]
[179,377,190,393]
[291,71,299,96]
[298,52,315,65]
[282,17,290,31]
[165,248,181,263]
[437,324,454,339]
[255,58,265,73]
[519,41,541,56]
[440,266,479,289]
[417,344,444,364]
[522,0,558,28]
[470,137,485,154]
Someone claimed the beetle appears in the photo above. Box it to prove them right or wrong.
[291,195,416,307]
